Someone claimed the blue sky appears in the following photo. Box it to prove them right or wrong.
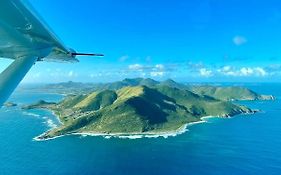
[1,0,281,83]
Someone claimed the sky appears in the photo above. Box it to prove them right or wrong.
[1,0,281,83]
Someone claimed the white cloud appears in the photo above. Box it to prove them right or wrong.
[217,66,235,76]
[233,36,247,46]
[67,71,78,78]
[218,66,236,76]
[264,64,281,76]
[128,63,167,73]
[218,66,267,77]
[128,64,143,71]
[254,67,267,76]
[199,68,213,77]
[155,64,165,70]
[128,63,167,77]
[150,71,164,77]
[222,66,231,72]
[90,73,102,78]
[240,67,254,76]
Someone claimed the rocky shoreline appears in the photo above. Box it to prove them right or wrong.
[34,108,259,141]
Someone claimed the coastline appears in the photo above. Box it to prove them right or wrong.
[32,105,259,141]
[34,113,233,141]
[34,119,207,141]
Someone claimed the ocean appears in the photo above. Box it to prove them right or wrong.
[0,83,281,175]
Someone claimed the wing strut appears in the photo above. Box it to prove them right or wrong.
[0,56,37,106]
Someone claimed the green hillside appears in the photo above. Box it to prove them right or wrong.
[190,86,274,101]
[155,85,247,116]
[29,84,256,140]
[73,90,117,112]
[159,79,187,89]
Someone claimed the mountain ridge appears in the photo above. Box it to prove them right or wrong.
[34,78,274,101]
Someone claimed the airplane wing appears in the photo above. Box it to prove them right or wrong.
[0,0,76,62]
[0,0,103,106]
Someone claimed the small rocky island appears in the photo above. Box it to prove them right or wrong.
[4,102,17,107]
[25,78,274,140]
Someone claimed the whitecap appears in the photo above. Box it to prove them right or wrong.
[34,119,208,141]
[22,111,40,118]
[43,119,57,128]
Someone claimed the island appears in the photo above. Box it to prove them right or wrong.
[4,102,17,107]
[22,100,56,110]
[24,78,274,140]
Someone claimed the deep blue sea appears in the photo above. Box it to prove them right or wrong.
[0,84,281,175]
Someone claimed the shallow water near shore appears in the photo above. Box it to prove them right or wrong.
[1,83,281,175]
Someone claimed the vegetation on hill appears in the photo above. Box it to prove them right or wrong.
[189,86,275,101]
[24,81,265,140]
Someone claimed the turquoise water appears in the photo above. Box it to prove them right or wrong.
[0,84,281,175]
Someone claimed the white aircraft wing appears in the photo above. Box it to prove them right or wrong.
[0,0,77,62]
[0,0,103,106]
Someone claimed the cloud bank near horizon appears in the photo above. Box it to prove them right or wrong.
[13,60,281,83]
